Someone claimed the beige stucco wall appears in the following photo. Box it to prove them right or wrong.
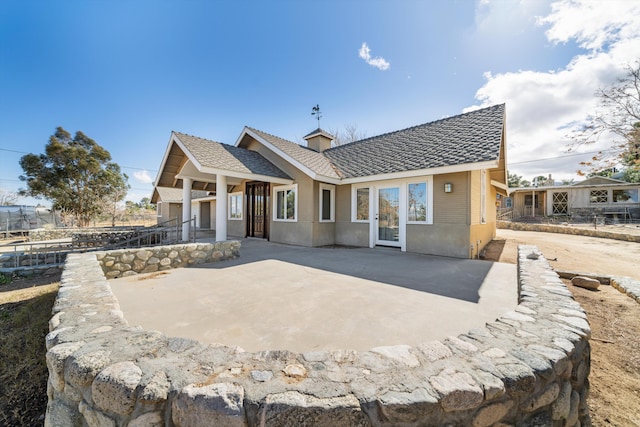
[334,184,369,247]
[408,172,472,258]
[433,172,469,224]
[406,223,471,258]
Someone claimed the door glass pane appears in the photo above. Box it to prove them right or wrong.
[356,188,369,220]
[378,188,399,242]
[277,190,285,219]
[322,189,331,220]
[286,189,295,220]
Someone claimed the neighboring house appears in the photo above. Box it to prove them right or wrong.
[152,104,508,259]
[506,176,640,222]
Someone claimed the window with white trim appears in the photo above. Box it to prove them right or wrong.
[274,184,297,221]
[407,182,428,222]
[228,192,243,220]
[319,183,335,222]
[351,186,370,222]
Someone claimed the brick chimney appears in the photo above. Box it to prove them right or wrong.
[304,128,334,152]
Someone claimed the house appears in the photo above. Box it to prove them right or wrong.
[151,104,508,259]
[505,176,640,222]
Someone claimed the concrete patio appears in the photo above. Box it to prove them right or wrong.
[109,239,517,353]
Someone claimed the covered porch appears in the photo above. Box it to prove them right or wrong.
[151,132,292,242]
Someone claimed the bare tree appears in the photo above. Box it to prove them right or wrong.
[567,61,640,175]
[0,189,19,206]
[330,123,367,147]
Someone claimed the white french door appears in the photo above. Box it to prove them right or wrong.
[375,186,402,247]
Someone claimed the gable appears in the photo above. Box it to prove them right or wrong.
[574,176,626,186]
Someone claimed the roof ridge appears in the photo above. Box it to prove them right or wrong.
[325,103,504,153]
[248,126,321,153]
[173,131,224,145]
[247,126,298,145]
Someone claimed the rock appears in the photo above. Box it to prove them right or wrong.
[92,361,142,415]
[430,369,484,412]
[371,345,420,367]
[251,370,273,382]
[283,364,307,378]
[472,400,513,427]
[172,383,245,427]
[256,391,369,427]
[571,276,600,290]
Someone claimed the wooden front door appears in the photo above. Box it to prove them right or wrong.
[246,182,269,239]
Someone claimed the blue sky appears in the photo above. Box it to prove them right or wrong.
[1,0,639,206]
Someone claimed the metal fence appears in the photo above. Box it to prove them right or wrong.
[0,205,60,234]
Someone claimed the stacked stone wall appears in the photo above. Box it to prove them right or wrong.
[45,244,591,426]
[95,241,241,279]
[30,227,137,242]
[497,220,640,243]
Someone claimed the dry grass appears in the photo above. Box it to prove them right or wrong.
[0,275,59,426]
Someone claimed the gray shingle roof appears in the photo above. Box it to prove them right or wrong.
[323,104,505,178]
[174,132,291,180]
[247,128,341,179]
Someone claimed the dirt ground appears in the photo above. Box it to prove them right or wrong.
[485,229,640,426]
[0,274,59,426]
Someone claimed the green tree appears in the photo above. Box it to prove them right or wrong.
[508,172,523,188]
[137,197,155,210]
[19,127,129,226]
[507,172,531,188]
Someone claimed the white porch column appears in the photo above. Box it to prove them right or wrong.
[182,177,192,241]
[215,174,227,242]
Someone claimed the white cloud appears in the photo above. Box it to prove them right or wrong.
[359,42,390,71]
[466,0,640,181]
[133,169,154,184]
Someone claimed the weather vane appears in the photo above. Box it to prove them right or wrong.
[311,104,322,128]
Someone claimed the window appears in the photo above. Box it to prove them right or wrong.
[352,186,370,222]
[589,189,608,204]
[156,201,163,217]
[505,197,513,208]
[613,189,639,203]
[480,170,487,224]
[274,184,297,221]
[524,195,540,208]
[319,184,335,222]
[228,192,243,220]
[407,182,427,222]
[552,192,569,214]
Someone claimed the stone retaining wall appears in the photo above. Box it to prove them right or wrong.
[95,241,241,279]
[29,227,136,242]
[45,244,591,426]
[498,220,640,243]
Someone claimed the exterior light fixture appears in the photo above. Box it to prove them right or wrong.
[444,183,453,193]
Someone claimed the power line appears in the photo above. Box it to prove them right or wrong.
[509,149,618,165]
[1,149,157,172]
[0,147,28,154]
